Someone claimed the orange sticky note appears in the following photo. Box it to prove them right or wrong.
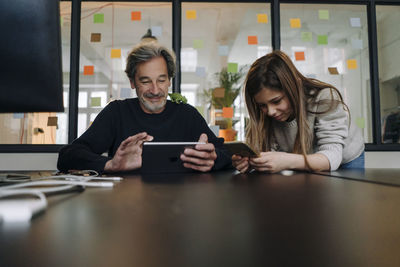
[290,18,301,28]
[131,11,141,21]
[222,107,234,118]
[186,10,197,20]
[294,51,305,61]
[328,67,339,75]
[248,36,258,45]
[83,65,94,75]
[111,48,121,58]
[213,87,225,98]
[257,14,268,24]
[347,59,357,70]
[47,116,58,127]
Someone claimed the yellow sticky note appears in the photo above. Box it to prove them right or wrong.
[257,14,268,24]
[347,59,357,70]
[290,18,301,28]
[111,48,121,59]
[186,10,197,20]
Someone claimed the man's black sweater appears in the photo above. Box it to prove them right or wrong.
[57,98,232,173]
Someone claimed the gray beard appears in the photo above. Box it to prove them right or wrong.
[139,95,167,113]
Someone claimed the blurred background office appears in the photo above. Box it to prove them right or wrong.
[0,0,399,169]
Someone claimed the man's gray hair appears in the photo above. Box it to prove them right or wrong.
[125,43,176,81]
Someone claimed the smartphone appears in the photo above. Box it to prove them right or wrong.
[224,141,258,157]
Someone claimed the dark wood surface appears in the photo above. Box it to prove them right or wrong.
[1,169,400,267]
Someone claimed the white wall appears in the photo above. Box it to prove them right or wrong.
[0,152,398,171]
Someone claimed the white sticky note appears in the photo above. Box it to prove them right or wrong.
[13,113,24,119]
[350,17,361,27]
[218,45,229,56]
[151,26,162,37]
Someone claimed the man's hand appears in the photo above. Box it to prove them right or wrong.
[104,132,153,172]
[180,133,217,172]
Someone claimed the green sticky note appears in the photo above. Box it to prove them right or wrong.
[60,17,64,26]
[356,117,365,129]
[196,106,205,116]
[94,13,104,23]
[91,97,101,107]
[318,10,329,20]
[193,39,204,49]
[227,63,238,73]
[301,32,312,42]
[317,35,328,45]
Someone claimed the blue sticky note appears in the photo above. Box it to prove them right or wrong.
[120,88,131,98]
[151,26,162,37]
[195,66,206,77]
[350,17,361,27]
[13,113,24,119]
[218,45,229,56]
[351,39,363,49]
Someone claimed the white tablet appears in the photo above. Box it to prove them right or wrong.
[141,142,205,173]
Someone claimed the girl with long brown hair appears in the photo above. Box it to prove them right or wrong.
[233,50,364,173]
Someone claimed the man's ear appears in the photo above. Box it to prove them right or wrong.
[130,80,136,89]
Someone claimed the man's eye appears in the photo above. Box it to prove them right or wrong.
[158,79,166,83]
[142,81,150,84]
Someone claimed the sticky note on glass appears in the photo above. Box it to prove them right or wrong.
[60,17,64,26]
[47,116,58,127]
[151,26,162,37]
[318,10,329,20]
[301,32,312,42]
[13,113,24,119]
[91,33,101,42]
[83,66,94,75]
[111,49,121,58]
[257,14,268,24]
[294,51,305,61]
[290,18,301,28]
[227,63,238,73]
[186,10,197,20]
[222,107,234,118]
[213,87,225,98]
[347,59,357,69]
[195,66,206,77]
[131,11,141,21]
[248,36,258,45]
[91,97,101,107]
[317,35,328,45]
[120,88,131,98]
[193,39,204,49]
[93,13,104,23]
[352,39,363,49]
[328,67,339,75]
[350,17,361,27]
[218,45,229,56]
[356,117,365,129]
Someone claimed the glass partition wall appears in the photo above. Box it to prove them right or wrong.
[1,0,400,151]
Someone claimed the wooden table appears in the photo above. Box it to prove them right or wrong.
[1,169,400,267]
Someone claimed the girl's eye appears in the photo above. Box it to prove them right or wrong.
[272,98,282,104]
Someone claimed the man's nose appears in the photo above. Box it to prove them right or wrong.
[149,81,160,94]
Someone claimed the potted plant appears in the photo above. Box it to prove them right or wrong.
[204,66,247,141]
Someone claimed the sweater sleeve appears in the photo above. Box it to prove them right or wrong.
[313,89,349,171]
[57,101,117,173]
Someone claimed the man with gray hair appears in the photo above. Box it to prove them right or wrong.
[57,43,232,173]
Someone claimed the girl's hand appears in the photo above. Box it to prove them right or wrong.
[232,154,250,173]
[249,151,290,173]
